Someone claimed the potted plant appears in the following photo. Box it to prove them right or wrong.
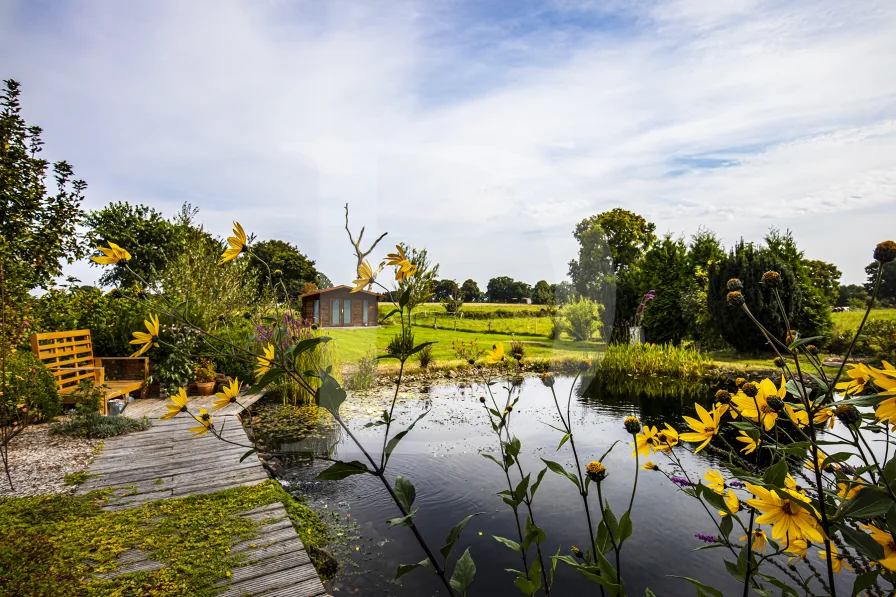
[193,358,217,396]
[629,290,655,345]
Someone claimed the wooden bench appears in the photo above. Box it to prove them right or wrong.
[30,330,149,416]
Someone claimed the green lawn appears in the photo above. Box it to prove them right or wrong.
[831,308,896,329]
[325,325,603,369]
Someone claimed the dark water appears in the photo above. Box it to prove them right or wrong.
[279,376,854,597]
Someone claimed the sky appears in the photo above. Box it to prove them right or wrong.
[2,0,895,287]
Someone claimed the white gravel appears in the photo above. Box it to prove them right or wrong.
[0,420,102,497]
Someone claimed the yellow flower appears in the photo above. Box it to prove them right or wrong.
[384,245,417,280]
[632,426,660,457]
[680,403,724,453]
[835,363,874,395]
[784,538,808,563]
[736,432,760,455]
[733,378,781,431]
[255,343,275,379]
[212,378,241,410]
[351,259,382,292]
[740,529,768,553]
[745,482,823,543]
[813,407,835,429]
[129,314,161,357]
[642,461,657,471]
[804,447,839,473]
[218,222,248,264]
[189,408,213,436]
[719,488,740,517]
[586,461,607,481]
[704,469,725,494]
[837,481,862,501]
[819,543,852,574]
[90,242,131,265]
[655,423,679,453]
[874,393,896,425]
[861,524,896,571]
[784,403,808,428]
[485,343,505,364]
[160,387,189,420]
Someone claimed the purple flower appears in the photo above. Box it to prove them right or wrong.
[670,476,695,488]
[728,480,745,488]
[695,533,719,544]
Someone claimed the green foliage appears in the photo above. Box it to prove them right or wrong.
[640,236,689,345]
[837,283,869,308]
[2,350,61,422]
[434,279,460,301]
[564,297,603,341]
[460,279,482,302]
[416,343,434,369]
[49,413,152,439]
[591,342,711,378]
[248,239,320,300]
[345,350,378,391]
[0,79,86,302]
[577,208,657,275]
[0,480,326,596]
[805,259,842,305]
[395,244,439,309]
[866,260,896,305]
[486,276,531,302]
[30,286,151,356]
[532,280,554,305]
[247,403,323,446]
[192,358,216,383]
[84,202,182,288]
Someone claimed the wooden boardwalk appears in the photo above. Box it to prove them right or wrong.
[79,396,329,597]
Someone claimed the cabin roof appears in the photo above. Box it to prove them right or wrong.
[296,285,385,299]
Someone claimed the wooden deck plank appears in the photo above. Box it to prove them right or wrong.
[80,402,327,596]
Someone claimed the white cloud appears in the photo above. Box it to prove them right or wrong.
[2,0,894,287]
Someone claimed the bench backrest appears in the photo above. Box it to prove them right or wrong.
[30,330,97,394]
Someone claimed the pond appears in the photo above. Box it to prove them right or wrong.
[277,375,856,596]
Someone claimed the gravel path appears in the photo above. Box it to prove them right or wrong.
[0,421,102,497]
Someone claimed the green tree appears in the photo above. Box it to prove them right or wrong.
[574,208,656,276]
[532,280,554,305]
[551,281,576,304]
[396,244,439,309]
[0,79,86,299]
[486,276,516,303]
[837,283,868,308]
[317,272,333,289]
[563,297,603,341]
[865,261,896,304]
[640,235,689,344]
[248,239,319,299]
[806,259,842,305]
[85,202,181,288]
[433,279,459,302]
[460,279,481,302]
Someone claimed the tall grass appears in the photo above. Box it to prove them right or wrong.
[593,342,711,378]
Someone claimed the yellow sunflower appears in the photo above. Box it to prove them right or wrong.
[655,423,679,453]
[704,469,725,494]
[351,259,382,292]
[212,378,241,411]
[632,426,660,457]
[813,407,836,429]
[745,482,823,543]
[819,543,852,574]
[837,481,862,501]
[255,343,275,379]
[485,343,505,364]
[861,524,896,571]
[734,378,781,431]
[160,387,189,420]
[784,538,808,563]
[740,529,768,553]
[835,363,874,395]
[218,222,248,264]
[719,488,740,517]
[189,408,213,436]
[384,245,417,280]
[736,432,761,455]
[680,403,725,453]
[129,314,161,357]
[90,242,131,265]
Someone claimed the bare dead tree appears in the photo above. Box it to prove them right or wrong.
[344,203,388,289]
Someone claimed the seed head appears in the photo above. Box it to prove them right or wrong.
[623,416,641,434]
[541,373,555,388]
[726,278,743,291]
[742,382,759,398]
[578,359,592,372]
[874,240,896,264]
[715,389,732,404]
[726,291,745,307]
[761,271,780,287]
[766,397,785,412]
[806,345,818,355]
[773,357,786,368]
[735,377,746,388]
[467,359,475,366]
[835,404,860,425]
[586,461,607,481]
[479,396,486,404]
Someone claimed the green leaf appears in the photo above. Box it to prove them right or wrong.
[788,335,824,350]
[602,502,619,539]
[384,410,429,467]
[598,440,620,462]
[394,476,416,511]
[755,573,800,597]
[399,288,412,309]
[839,524,884,561]
[387,507,418,528]
[719,514,733,538]
[670,576,724,597]
[248,367,284,394]
[618,511,633,543]
[735,542,751,580]
[557,433,571,451]
[835,392,894,408]
[449,548,476,596]
[852,569,880,597]
[523,515,547,549]
[530,467,548,498]
[493,536,521,554]
[239,449,257,463]
[762,458,789,488]
[645,590,657,597]
[513,576,538,596]
[286,336,331,358]
[481,453,505,469]
[541,458,581,490]
[840,487,892,520]
[316,460,369,480]
[440,513,482,561]
[380,308,400,322]
[315,372,347,416]
[395,558,435,579]
[700,485,729,514]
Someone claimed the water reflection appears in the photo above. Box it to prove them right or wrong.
[279,376,853,597]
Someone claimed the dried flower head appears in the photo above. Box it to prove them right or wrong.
[715,389,732,404]
[541,373,555,388]
[766,397,785,412]
[774,357,786,368]
[623,416,642,434]
[726,291,745,307]
[735,377,746,388]
[742,382,759,398]
[586,461,607,481]
[761,271,781,286]
[578,359,592,372]
[835,404,860,425]
[726,278,744,291]
[479,396,486,404]
[874,240,896,264]
[806,345,818,355]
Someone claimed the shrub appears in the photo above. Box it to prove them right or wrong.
[345,351,378,391]
[193,358,216,383]
[547,314,564,339]
[593,342,711,378]
[2,351,61,422]
[509,339,525,360]
[564,297,603,341]
[416,344,434,369]
[50,413,152,439]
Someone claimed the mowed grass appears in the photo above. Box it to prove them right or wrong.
[325,326,603,369]
[832,308,896,329]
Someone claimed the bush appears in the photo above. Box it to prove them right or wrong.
[564,297,603,341]
[193,358,216,383]
[345,351,378,391]
[509,340,525,360]
[49,412,152,439]
[2,351,61,422]
[416,344,434,369]
[593,342,711,378]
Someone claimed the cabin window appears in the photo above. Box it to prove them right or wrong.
[331,299,340,325]
[343,299,352,324]
[363,299,369,324]
[313,299,319,324]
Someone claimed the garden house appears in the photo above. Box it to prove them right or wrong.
[298,285,382,327]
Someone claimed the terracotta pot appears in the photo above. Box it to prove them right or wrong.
[196,381,216,396]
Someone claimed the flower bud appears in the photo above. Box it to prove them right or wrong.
[835,404,860,425]
[726,278,743,291]
[735,377,745,388]
[578,360,592,372]
[623,416,641,434]
[479,396,486,404]
[806,345,818,355]
[571,546,584,560]
[761,271,780,287]
[766,397,785,412]
[874,240,896,264]
[742,382,758,398]
[541,373,555,388]
[773,357,786,368]
[468,359,475,365]
[726,291,745,307]
[715,389,732,404]
[586,461,607,481]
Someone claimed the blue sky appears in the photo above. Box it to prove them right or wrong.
[2,0,895,287]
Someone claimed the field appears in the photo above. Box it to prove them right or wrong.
[831,307,896,329]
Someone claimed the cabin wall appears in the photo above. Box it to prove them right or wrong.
[303,290,379,327]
